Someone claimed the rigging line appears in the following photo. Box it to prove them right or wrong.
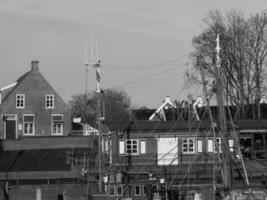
[105,55,188,70]
[122,70,181,90]
[111,64,181,89]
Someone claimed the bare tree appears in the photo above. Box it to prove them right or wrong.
[189,9,267,119]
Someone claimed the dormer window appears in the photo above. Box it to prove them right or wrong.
[46,94,54,109]
[16,94,25,108]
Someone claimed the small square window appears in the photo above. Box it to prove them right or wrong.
[182,138,195,154]
[16,94,25,108]
[46,95,55,109]
[126,140,138,155]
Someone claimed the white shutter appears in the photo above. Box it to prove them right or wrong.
[119,140,125,154]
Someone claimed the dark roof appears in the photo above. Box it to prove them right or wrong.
[105,120,267,132]
[0,149,70,172]
[104,121,213,132]
[236,120,267,130]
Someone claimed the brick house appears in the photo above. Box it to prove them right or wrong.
[0,61,71,139]
[0,61,102,200]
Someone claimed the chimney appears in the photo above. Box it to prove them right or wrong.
[31,60,39,71]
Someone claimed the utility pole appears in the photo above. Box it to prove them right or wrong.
[214,34,231,188]
[93,60,103,192]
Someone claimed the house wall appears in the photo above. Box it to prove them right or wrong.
[0,62,71,138]
[111,130,234,167]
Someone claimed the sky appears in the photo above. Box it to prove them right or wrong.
[0,0,266,108]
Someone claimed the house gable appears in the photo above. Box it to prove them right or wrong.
[0,61,71,138]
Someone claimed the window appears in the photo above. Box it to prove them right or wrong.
[119,140,125,154]
[16,94,25,108]
[52,115,63,135]
[207,138,222,153]
[23,115,35,135]
[126,139,138,155]
[46,95,54,109]
[229,139,234,152]
[140,140,146,154]
[215,138,222,153]
[207,139,214,152]
[182,138,195,154]
[109,186,115,196]
[197,139,203,153]
[134,185,141,196]
[116,185,123,196]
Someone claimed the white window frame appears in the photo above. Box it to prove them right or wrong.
[23,114,35,136]
[126,139,139,155]
[46,94,55,109]
[134,185,141,196]
[140,140,146,154]
[51,114,63,135]
[16,94,25,108]
[182,138,195,154]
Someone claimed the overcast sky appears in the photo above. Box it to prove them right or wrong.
[0,0,266,108]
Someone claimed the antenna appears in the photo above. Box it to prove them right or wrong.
[84,41,89,95]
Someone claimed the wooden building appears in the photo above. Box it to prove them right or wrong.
[102,120,267,200]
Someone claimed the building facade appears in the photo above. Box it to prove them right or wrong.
[103,121,267,200]
[0,61,71,139]
[0,61,102,200]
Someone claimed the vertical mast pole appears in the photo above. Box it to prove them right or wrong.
[215,34,231,187]
[94,60,103,192]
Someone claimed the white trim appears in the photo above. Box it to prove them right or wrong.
[0,82,17,91]
[23,114,35,136]
[51,114,63,135]
[4,114,17,139]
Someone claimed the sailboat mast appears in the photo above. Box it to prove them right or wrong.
[214,34,231,187]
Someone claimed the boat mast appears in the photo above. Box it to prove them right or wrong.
[93,59,103,192]
[214,34,231,187]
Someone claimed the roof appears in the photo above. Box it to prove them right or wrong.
[236,120,267,130]
[105,120,267,133]
[0,149,70,172]
[104,121,213,132]
[1,71,30,103]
